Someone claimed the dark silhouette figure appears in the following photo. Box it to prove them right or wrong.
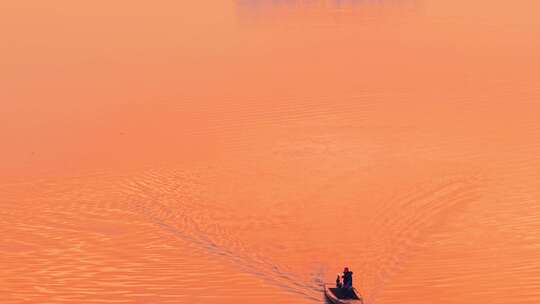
[336,274,343,288]
[342,267,353,289]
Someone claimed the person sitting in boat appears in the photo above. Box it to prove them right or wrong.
[342,267,354,289]
[336,274,343,288]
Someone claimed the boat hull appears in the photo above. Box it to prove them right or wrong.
[324,284,363,304]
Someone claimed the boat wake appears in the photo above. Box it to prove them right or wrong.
[112,167,326,302]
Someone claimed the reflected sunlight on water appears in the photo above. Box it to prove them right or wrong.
[1,0,540,303]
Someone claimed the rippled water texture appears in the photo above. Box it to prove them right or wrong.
[2,0,540,303]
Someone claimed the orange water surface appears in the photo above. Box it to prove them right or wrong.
[2,1,540,303]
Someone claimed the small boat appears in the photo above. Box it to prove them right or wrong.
[324,284,364,304]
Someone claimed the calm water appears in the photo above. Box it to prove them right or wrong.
[2,1,540,303]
